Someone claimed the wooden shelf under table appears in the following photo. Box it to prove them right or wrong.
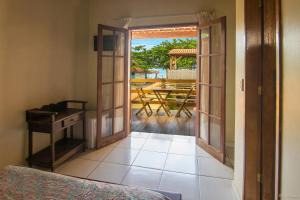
[29,138,85,169]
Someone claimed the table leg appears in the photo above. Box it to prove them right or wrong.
[70,126,74,139]
[28,129,33,167]
[156,91,171,117]
[64,128,68,140]
[175,90,193,118]
[50,133,55,172]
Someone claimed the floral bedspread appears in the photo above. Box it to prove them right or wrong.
[0,166,169,200]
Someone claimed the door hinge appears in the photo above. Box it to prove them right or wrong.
[257,173,262,183]
[258,86,263,96]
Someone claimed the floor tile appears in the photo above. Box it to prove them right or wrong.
[148,133,174,141]
[164,154,198,175]
[130,132,150,139]
[133,151,167,170]
[122,166,162,189]
[88,162,130,184]
[199,176,236,200]
[117,137,146,149]
[79,145,114,161]
[142,139,171,153]
[55,158,98,178]
[159,171,200,200]
[198,157,234,179]
[104,148,139,165]
[168,141,197,155]
[172,135,195,143]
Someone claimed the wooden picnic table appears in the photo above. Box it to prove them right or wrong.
[131,88,196,95]
[152,86,195,117]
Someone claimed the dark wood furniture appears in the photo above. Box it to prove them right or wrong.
[26,100,87,171]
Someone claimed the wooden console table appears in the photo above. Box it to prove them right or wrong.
[26,100,87,171]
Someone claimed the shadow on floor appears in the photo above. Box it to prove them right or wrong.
[131,109,195,136]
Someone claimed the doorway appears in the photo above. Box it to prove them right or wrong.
[96,18,229,166]
[129,24,198,136]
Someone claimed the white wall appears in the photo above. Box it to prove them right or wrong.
[232,0,245,199]
[0,0,89,169]
[280,0,300,199]
[86,0,236,147]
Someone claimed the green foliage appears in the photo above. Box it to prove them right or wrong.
[131,39,197,70]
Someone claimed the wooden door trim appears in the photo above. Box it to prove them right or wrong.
[244,0,282,199]
[261,0,281,198]
[244,0,263,199]
[97,24,103,148]
[275,0,282,199]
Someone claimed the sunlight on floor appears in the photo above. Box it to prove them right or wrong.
[55,132,237,200]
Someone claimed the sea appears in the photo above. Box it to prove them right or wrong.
[148,68,167,79]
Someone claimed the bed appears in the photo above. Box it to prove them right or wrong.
[0,166,181,200]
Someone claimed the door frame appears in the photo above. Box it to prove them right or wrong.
[243,0,282,199]
[127,22,199,133]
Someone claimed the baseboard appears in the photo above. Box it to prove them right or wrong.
[280,194,300,199]
[232,181,242,200]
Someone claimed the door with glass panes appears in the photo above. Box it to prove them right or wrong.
[97,25,128,148]
[196,17,226,162]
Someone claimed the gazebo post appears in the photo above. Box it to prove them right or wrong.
[170,56,177,70]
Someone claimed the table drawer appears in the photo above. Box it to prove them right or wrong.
[62,114,82,128]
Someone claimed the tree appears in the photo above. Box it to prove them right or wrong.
[131,39,196,70]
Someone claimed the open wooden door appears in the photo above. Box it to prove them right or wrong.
[97,25,129,148]
[196,17,226,162]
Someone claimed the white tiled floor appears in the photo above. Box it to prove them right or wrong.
[104,148,139,165]
[133,151,167,170]
[164,154,198,175]
[55,132,237,200]
[122,166,162,189]
[88,162,130,184]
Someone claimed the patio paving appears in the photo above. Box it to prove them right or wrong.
[131,109,195,136]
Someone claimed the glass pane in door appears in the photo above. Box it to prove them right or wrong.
[201,28,210,55]
[115,57,124,81]
[200,85,209,113]
[101,111,113,137]
[209,118,221,150]
[200,113,209,141]
[102,84,113,110]
[115,83,124,107]
[102,30,114,56]
[210,56,222,85]
[102,56,113,83]
[210,87,221,117]
[210,23,222,54]
[115,31,125,56]
[114,108,124,133]
[200,57,210,83]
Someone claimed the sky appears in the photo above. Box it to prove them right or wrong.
[131,38,196,49]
